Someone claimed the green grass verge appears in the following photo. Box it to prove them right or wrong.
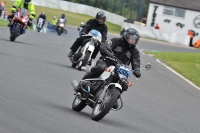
[0,19,8,26]
[1,1,121,34]
[146,50,200,87]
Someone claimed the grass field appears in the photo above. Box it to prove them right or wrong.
[0,19,8,26]
[146,51,200,87]
[1,0,121,34]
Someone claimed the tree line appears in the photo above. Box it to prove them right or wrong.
[63,0,150,21]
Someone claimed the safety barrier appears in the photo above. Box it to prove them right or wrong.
[32,0,126,26]
[122,22,190,46]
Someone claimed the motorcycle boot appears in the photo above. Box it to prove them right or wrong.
[87,59,92,66]
[68,50,75,58]
[112,100,119,109]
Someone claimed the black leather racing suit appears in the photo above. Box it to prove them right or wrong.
[83,38,141,79]
[70,19,108,59]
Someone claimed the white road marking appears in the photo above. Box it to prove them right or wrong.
[140,49,200,90]
[156,59,200,90]
[140,49,146,55]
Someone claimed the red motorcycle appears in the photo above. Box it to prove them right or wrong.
[9,8,29,42]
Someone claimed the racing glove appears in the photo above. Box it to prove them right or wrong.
[133,70,141,78]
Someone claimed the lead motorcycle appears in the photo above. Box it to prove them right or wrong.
[70,29,102,70]
[9,8,29,42]
[71,47,151,121]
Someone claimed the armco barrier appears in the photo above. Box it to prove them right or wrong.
[122,22,190,46]
[32,0,126,26]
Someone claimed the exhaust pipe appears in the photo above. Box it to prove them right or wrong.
[71,80,79,92]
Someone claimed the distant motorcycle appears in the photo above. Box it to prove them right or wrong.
[71,54,152,121]
[37,18,44,32]
[9,8,29,42]
[56,18,65,36]
[77,22,86,37]
[70,29,102,70]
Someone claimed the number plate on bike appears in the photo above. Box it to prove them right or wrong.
[117,67,130,78]
[39,18,43,22]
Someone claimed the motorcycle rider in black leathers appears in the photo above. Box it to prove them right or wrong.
[68,11,108,65]
[80,28,141,109]
[37,12,46,28]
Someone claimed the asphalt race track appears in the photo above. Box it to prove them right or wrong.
[0,26,200,133]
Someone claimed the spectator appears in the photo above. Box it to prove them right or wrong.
[141,17,147,24]
[3,10,8,20]
[155,24,161,30]
[188,30,194,47]
[0,0,6,18]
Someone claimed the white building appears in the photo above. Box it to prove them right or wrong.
[147,0,200,43]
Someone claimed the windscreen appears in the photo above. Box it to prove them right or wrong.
[20,8,29,17]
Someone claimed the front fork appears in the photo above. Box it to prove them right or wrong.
[10,23,26,35]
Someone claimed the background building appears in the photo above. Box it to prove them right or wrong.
[147,0,200,42]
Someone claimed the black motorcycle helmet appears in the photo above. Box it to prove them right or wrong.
[40,12,45,17]
[61,14,65,19]
[96,11,106,24]
[24,0,31,4]
[123,28,140,47]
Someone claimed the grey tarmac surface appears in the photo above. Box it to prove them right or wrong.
[0,26,200,133]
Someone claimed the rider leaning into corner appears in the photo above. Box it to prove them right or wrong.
[37,12,47,28]
[57,14,67,25]
[56,14,67,30]
[79,28,141,109]
[7,0,36,28]
[68,11,108,65]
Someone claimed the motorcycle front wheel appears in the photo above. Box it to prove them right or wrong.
[78,51,91,70]
[72,95,86,112]
[91,86,120,121]
[10,24,20,42]
[37,27,41,32]
[57,27,62,36]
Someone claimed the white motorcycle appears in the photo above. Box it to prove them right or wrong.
[37,18,44,32]
[57,18,65,36]
[71,55,152,121]
[70,29,102,70]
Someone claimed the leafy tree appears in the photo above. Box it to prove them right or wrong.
[63,0,150,20]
